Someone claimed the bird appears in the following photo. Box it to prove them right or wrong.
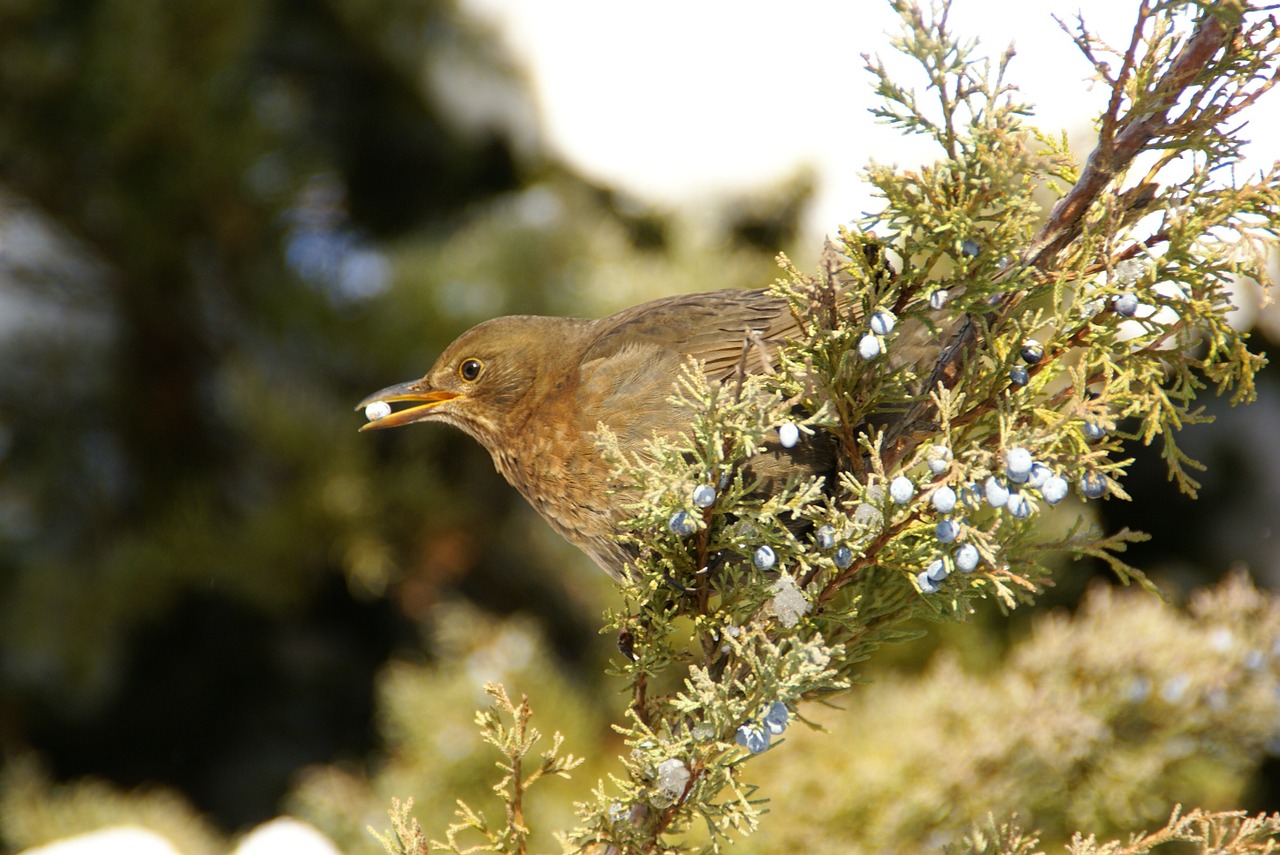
[356,287,840,582]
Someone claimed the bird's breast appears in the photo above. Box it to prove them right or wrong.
[490,413,621,559]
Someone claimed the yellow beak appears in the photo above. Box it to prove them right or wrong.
[356,380,461,431]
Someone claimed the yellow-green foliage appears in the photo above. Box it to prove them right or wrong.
[288,603,608,855]
[332,575,1280,854]
[746,573,1280,853]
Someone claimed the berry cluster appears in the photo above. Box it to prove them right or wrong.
[904,443,1111,596]
[1009,339,1043,388]
[858,309,897,360]
[735,701,790,754]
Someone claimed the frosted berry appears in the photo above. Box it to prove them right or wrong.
[932,485,957,514]
[926,445,953,475]
[929,289,950,310]
[858,334,882,360]
[736,723,770,754]
[815,525,836,550]
[1083,421,1107,441]
[925,557,949,581]
[763,701,789,735]
[778,422,800,448]
[955,543,980,573]
[960,239,981,258]
[1027,462,1052,489]
[917,571,940,594]
[833,545,854,569]
[753,545,776,570]
[984,477,1010,508]
[1009,365,1030,387]
[870,309,897,336]
[936,518,960,543]
[1006,491,1033,519]
[1041,475,1069,504]
[1005,447,1033,482]
[1020,340,1044,364]
[669,511,696,536]
[890,475,915,505]
[1080,472,1108,499]
[1113,292,1139,317]
[692,484,717,509]
[364,401,392,422]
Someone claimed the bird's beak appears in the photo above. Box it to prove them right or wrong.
[356,380,461,431]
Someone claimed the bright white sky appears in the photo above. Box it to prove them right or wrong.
[461,0,1280,240]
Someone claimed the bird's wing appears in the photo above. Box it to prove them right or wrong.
[582,288,799,383]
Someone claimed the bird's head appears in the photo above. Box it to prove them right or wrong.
[356,315,583,448]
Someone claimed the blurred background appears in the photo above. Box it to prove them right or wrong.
[0,0,1277,852]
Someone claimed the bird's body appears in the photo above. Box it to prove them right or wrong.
[359,287,834,580]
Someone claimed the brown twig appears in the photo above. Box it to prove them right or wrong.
[1026,7,1238,268]
[881,4,1245,465]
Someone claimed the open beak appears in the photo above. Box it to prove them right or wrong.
[356,380,461,431]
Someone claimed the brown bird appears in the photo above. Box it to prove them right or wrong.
[357,288,836,581]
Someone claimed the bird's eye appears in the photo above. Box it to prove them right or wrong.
[459,358,483,382]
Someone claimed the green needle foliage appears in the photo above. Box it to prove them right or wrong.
[375,1,1280,852]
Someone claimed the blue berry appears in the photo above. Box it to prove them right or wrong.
[833,545,854,569]
[692,484,717,508]
[778,422,800,448]
[1113,292,1139,317]
[669,511,696,536]
[1009,365,1030,387]
[1027,462,1052,489]
[870,309,897,336]
[917,571,941,594]
[763,701,789,735]
[929,289,950,310]
[955,543,980,573]
[815,525,836,550]
[1020,340,1044,364]
[936,518,960,543]
[932,485,957,514]
[960,239,981,258]
[984,477,1010,508]
[736,723,770,754]
[1006,491,1033,519]
[925,557,949,581]
[753,545,776,570]
[890,475,915,505]
[1005,447,1033,482]
[1080,472,1108,499]
[858,334,882,360]
[1083,421,1107,441]
[1040,475,1069,504]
